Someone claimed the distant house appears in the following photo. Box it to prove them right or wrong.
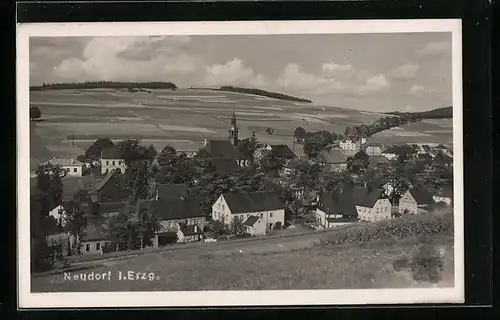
[382,152,398,161]
[76,217,110,255]
[433,186,453,206]
[89,169,128,203]
[212,192,285,235]
[339,139,361,152]
[398,188,435,215]
[138,198,206,247]
[265,144,297,164]
[354,188,392,222]
[319,148,349,172]
[45,157,85,177]
[176,150,198,158]
[100,147,126,175]
[369,155,390,168]
[365,143,382,156]
[48,204,66,226]
[177,222,204,243]
[86,200,126,219]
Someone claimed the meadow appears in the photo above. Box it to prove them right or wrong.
[31,213,454,292]
[29,88,453,170]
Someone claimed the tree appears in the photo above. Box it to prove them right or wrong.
[30,106,42,121]
[146,144,158,160]
[347,151,369,174]
[136,205,161,249]
[157,145,178,167]
[35,163,65,213]
[259,150,285,177]
[116,139,143,166]
[231,216,246,236]
[62,197,88,256]
[294,127,306,140]
[266,127,274,135]
[124,160,153,199]
[84,137,115,161]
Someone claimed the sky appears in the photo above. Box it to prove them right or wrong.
[29,33,453,112]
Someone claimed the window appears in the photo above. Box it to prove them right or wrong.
[96,243,101,251]
[106,160,109,165]
[270,212,273,218]
[85,244,90,252]
[376,208,379,213]
[118,161,122,165]
[260,213,263,218]
[185,220,189,225]
[112,161,115,165]
[73,168,77,172]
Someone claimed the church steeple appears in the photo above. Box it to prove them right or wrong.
[228,108,239,146]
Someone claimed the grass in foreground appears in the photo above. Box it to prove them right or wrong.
[31,214,454,292]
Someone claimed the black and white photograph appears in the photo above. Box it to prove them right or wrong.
[17,20,464,307]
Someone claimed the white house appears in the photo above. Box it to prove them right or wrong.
[176,222,204,243]
[399,188,435,215]
[339,139,361,152]
[212,192,285,236]
[382,152,398,161]
[355,190,392,222]
[365,143,383,156]
[45,157,85,177]
[48,204,66,226]
[319,148,349,172]
[433,186,453,206]
[100,147,127,175]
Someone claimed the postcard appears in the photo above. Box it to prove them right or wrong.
[17,19,464,308]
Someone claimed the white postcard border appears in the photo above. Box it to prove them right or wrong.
[17,19,464,308]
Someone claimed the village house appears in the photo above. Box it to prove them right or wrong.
[177,222,204,243]
[89,169,129,203]
[154,183,188,201]
[318,148,349,172]
[74,217,110,255]
[203,139,249,173]
[398,188,436,215]
[369,155,390,168]
[339,139,361,152]
[45,157,85,177]
[212,192,285,236]
[100,147,127,175]
[138,197,206,247]
[264,144,297,164]
[364,142,383,156]
[316,184,391,229]
[433,185,453,206]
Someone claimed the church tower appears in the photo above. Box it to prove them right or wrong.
[228,108,239,146]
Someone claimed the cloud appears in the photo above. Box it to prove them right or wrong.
[321,61,355,78]
[356,74,390,96]
[409,84,437,96]
[276,63,344,95]
[52,36,201,84]
[390,63,419,79]
[417,41,451,57]
[202,58,268,87]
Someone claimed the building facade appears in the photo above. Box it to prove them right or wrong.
[100,147,127,175]
[46,157,85,177]
[339,139,361,152]
[399,188,435,215]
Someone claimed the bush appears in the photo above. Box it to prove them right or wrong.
[321,214,453,246]
[410,244,445,283]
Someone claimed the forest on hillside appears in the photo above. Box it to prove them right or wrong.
[30,81,177,91]
[389,106,453,119]
[216,86,312,103]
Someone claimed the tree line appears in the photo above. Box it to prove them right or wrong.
[216,86,312,103]
[30,81,177,91]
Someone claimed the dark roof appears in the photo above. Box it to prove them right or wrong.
[366,142,382,147]
[156,184,188,201]
[408,188,435,204]
[422,145,431,152]
[327,216,358,223]
[45,216,64,236]
[223,192,284,214]
[319,148,348,164]
[209,158,238,174]
[98,202,126,214]
[101,147,123,159]
[243,215,259,227]
[94,169,118,191]
[178,223,203,236]
[369,155,389,165]
[139,198,204,221]
[319,185,386,216]
[204,140,243,159]
[270,144,296,159]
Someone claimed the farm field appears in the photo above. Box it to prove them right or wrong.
[29,88,453,169]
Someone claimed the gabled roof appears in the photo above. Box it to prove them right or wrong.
[209,158,238,175]
[47,157,84,166]
[222,192,284,214]
[369,155,389,165]
[319,148,348,164]
[269,144,296,159]
[204,140,242,159]
[156,184,188,201]
[408,188,435,204]
[178,223,203,236]
[94,169,119,191]
[243,215,259,227]
[101,147,123,159]
[365,142,382,148]
[139,198,204,221]
[319,184,387,216]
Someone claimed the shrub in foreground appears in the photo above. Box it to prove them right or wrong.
[321,214,453,246]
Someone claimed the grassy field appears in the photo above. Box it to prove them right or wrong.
[31,214,454,292]
[29,88,453,170]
